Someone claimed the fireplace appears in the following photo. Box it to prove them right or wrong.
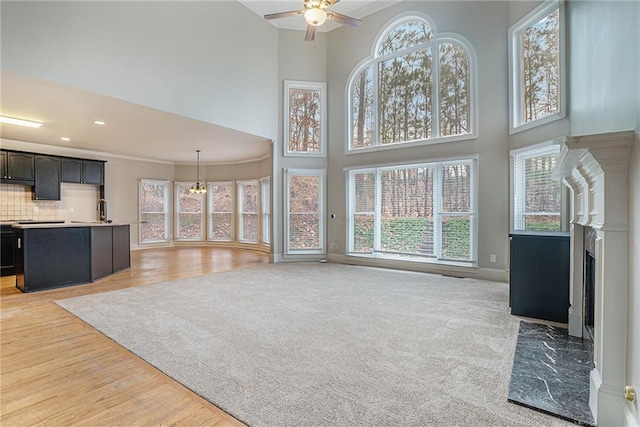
[583,227,596,340]
[556,130,634,426]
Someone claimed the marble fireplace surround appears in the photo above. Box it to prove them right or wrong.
[556,130,634,426]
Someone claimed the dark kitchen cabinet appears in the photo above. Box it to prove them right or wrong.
[0,151,6,180]
[61,158,104,185]
[91,226,113,281]
[1,151,34,184]
[112,225,131,272]
[61,158,82,183]
[34,156,61,200]
[509,231,570,323]
[1,225,15,276]
[15,224,130,292]
[83,160,104,185]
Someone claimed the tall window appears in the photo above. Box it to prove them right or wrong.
[512,144,561,231]
[349,15,475,151]
[285,169,325,254]
[285,81,326,156]
[261,177,271,245]
[174,183,204,241]
[509,0,564,132]
[208,182,234,242]
[348,159,476,263]
[238,180,258,243]
[139,179,170,243]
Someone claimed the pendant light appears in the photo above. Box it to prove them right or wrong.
[189,149,207,194]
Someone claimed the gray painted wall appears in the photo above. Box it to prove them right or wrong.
[327,1,510,276]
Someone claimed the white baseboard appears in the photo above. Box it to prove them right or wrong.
[326,254,508,282]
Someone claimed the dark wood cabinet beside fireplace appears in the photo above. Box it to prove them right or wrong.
[509,231,570,323]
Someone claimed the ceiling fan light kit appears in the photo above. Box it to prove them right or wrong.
[304,8,327,26]
[264,0,361,42]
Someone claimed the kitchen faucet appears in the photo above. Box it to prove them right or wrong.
[97,198,107,222]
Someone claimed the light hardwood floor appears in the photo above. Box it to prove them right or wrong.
[1,246,268,426]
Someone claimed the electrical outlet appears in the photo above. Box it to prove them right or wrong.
[33,206,39,213]
[490,254,496,263]
[69,207,75,213]
[330,243,338,250]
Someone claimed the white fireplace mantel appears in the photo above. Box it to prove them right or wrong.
[556,130,634,426]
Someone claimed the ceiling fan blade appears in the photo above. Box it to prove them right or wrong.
[326,0,341,5]
[264,10,305,20]
[327,11,362,28]
[305,25,316,42]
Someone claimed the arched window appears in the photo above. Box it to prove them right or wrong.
[349,15,476,151]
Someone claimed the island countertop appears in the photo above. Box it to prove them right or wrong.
[11,221,129,229]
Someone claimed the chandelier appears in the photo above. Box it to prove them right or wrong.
[189,149,207,194]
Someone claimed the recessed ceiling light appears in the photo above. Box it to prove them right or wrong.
[94,120,106,125]
[0,115,43,128]
[61,137,71,141]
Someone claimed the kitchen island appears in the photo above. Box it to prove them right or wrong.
[12,222,130,292]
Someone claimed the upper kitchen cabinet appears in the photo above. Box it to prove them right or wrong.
[34,155,61,200]
[61,158,105,185]
[1,151,35,184]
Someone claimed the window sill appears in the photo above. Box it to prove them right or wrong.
[347,132,477,155]
[344,253,478,277]
[510,111,566,135]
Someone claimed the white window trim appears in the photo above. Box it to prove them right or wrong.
[510,142,562,230]
[174,182,205,242]
[346,158,477,265]
[284,80,327,158]
[508,0,566,134]
[207,181,234,242]
[260,176,271,246]
[345,14,478,154]
[138,178,170,244]
[237,179,259,244]
[284,168,326,255]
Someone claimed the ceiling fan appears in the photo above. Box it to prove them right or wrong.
[264,0,362,42]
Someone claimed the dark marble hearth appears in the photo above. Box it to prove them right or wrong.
[508,321,595,426]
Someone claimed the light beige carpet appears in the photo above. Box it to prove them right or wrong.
[57,262,573,426]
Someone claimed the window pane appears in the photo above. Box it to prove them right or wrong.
[209,184,233,242]
[141,213,166,242]
[380,168,434,256]
[513,146,561,231]
[521,8,560,123]
[261,179,270,245]
[377,20,433,56]
[288,174,321,251]
[379,48,432,144]
[176,184,203,240]
[442,164,471,213]
[439,43,470,136]
[525,214,561,231]
[211,213,233,240]
[441,215,471,260]
[239,182,258,243]
[351,66,375,149]
[140,183,166,213]
[524,154,560,213]
[288,88,321,153]
[242,213,258,242]
[140,181,168,243]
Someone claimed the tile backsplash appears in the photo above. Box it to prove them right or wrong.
[0,183,59,221]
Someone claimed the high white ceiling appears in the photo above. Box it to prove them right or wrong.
[0,1,400,165]
[0,71,271,164]
[239,0,401,31]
